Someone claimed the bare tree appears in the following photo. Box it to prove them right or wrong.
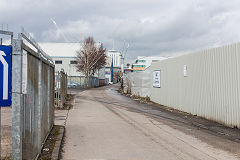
[92,45,107,74]
[75,37,106,80]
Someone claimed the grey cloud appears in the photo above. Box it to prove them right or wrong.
[1,0,240,60]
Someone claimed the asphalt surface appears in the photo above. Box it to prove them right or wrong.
[61,85,240,160]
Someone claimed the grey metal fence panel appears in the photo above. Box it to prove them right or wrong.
[55,71,67,108]
[41,62,50,145]
[123,69,151,98]
[49,67,55,127]
[22,51,39,159]
[150,43,240,128]
[1,29,55,159]
[11,31,55,160]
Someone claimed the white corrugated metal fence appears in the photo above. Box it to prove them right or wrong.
[150,43,240,128]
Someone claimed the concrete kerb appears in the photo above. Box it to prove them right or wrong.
[51,126,65,160]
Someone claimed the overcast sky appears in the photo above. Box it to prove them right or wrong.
[1,0,240,59]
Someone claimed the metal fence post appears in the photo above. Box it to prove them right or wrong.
[12,39,23,160]
[57,72,60,107]
[60,72,63,107]
[37,59,42,148]
[0,37,1,159]
[47,65,51,130]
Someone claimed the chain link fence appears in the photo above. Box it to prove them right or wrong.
[68,76,99,88]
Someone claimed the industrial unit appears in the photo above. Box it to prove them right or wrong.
[132,56,167,72]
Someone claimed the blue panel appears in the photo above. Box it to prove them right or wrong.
[0,45,12,107]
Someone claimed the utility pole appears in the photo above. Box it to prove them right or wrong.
[120,42,130,72]
[120,41,129,89]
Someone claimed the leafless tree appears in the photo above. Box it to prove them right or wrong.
[75,36,106,79]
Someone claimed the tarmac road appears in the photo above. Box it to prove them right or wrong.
[62,85,240,160]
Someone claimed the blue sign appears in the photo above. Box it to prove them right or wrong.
[0,45,12,107]
[110,58,113,82]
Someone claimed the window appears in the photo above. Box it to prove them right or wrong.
[55,60,62,64]
[70,60,77,64]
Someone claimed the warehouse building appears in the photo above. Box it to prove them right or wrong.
[105,50,122,82]
[132,56,167,72]
[40,43,81,76]
[40,42,107,87]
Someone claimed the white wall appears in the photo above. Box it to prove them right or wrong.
[52,57,83,77]
[150,43,240,128]
[107,50,121,67]
[53,57,106,78]
[132,56,168,69]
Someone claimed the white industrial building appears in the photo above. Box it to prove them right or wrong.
[39,43,82,76]
[106,50,122,67]
[40,42,107,86]
[52,56,81,76]
[105,50,122,82]
[132,56,168,71]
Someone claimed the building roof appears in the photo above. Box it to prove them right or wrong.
[39,43,82,57]
[107,50,121,55]
[137,56,168,61]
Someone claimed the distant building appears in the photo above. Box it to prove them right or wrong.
[40,42,106,85]
[124,68,132,73]
[106,50,121,67]
[132,56,167,72]
[52,57,81,76]
[39,43,81,76]
[105,50,122,82]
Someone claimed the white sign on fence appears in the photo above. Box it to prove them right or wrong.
[153,70,161,88]
[183,65,187,77]
[22,50,28,94]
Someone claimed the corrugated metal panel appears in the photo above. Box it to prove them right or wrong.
[150,43,240,128]
[21,43,55,159]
